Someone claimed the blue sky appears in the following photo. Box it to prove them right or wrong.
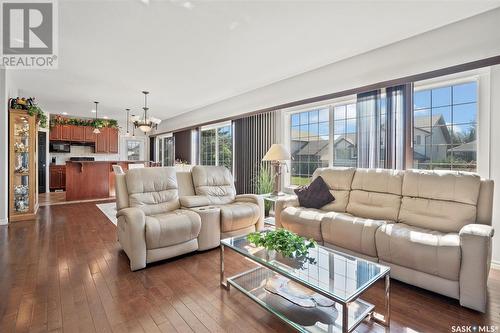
[291,82,477,138]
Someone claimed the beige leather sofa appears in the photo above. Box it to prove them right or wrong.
[115,167,202,271]
[177,165,265,239]
[115,166,264,271]
[275,168,495,312]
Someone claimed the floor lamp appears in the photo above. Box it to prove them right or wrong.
[262,144,290,196]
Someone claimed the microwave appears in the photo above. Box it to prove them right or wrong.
[49,142,71,153]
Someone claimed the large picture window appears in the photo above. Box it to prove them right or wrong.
[157,134,174,166]
[290,108,329,186]
[413,81,477,171]
[333,103,357,167]
[200,122,233,171]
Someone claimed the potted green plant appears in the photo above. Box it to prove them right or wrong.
[254,163,274,215]
[247,228,316,258]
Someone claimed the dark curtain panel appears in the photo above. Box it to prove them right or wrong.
[386,84,409,169]
[149,136,156,162]
[357,85,410,169]
[173,129,192,164]
[233,111,277,194]
[356,90,382,168]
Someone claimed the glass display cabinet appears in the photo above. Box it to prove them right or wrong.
[9,109,38,221]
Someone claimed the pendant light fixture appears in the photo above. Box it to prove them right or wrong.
[125,108,131,137]
[132,91,161,133]
[93,101,101,134]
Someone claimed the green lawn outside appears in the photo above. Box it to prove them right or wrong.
[290,176,311,186]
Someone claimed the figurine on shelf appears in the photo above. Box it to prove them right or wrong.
[14,142,28,153]
[14,154,28,173]
[15,198,29,212]
[15,123,29,136]
[14,185,28,196]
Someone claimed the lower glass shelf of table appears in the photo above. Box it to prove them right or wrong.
[220,234,390,333]
[228,266,375,333]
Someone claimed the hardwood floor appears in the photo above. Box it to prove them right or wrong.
[38,192,115,207]
[0,202,499,333]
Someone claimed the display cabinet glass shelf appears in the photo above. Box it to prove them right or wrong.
[9,109,38,221]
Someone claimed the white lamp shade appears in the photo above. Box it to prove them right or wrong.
[262,144,290,161]
[139,125,152,132]
[93,128,101,134]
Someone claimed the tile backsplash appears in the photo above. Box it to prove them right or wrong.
[50,145,120,165]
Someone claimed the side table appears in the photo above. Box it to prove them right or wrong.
[259,193,296,226]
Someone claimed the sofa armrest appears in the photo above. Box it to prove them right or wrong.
[235,194,265,231]
[179,195,211,208]
[459,224,495,312]
[274,196,299,229]
[116,207,147,271]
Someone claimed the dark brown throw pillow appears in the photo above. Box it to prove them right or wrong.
[294,176,335,209]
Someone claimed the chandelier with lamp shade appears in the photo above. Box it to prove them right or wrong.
[131,91,161,133]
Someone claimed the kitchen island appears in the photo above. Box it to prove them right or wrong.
[65,161,145,201]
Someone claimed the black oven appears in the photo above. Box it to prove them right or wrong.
[49,142,71,153]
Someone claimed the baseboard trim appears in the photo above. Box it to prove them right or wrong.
[0,218,8,225]
[491,260,500,271]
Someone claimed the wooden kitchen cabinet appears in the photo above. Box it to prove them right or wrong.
[108,128,119,153]
[95,128,109,153]
[60,125,71,141]
[84,126,96,142]
[71,125,85,141]
[95,127,118,153]
[48,121,118,153]
[49,124,61,140]
[49,165,66,191]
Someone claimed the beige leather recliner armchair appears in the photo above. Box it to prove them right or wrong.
[179,165,265,239]
[115,167,202,271]
[275,168,495,312]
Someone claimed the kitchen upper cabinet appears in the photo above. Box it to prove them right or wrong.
[70,125,85,141]
[108,128,119,153]
[95,128,109,153]
[48,120,118,153]
[60,125,71,141]
[49,125,61,140]
[84,126,96,142]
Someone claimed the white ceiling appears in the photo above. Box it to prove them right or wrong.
[10,0,500,125]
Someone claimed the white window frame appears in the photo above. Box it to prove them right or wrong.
[413,68,490,176]
[282,96,356,191]
[156,132,174,166]
[120,135,146,161]
[200,121,232,169]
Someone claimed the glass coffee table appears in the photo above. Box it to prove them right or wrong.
[220,234,390,333]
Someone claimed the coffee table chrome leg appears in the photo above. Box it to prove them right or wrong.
[372,273,390,327]
[342,302,349,333]
[220,244,230,290]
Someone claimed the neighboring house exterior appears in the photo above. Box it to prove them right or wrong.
[413,114,451,167]
[291,113,455,173]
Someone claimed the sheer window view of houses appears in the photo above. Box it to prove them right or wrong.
[289,82,477,186]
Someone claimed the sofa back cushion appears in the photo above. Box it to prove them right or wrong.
[346,168,404,221]
[176,171,196,196]
[125,167,180,215]
[191,166,236,204]
[398,170,481,233]
[312,167,355,212]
